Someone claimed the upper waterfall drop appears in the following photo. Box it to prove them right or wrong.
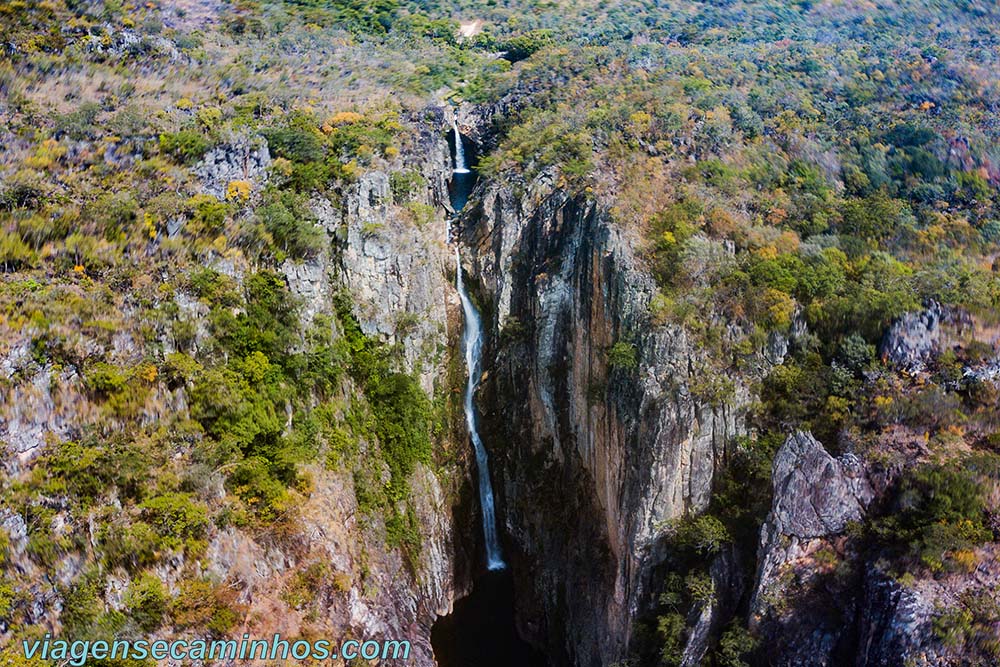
[452,118,471,174]
[455,248,506,571]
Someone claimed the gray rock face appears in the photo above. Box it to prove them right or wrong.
[857,568,945,667]
[462,181,783,666]
[454,100,526,155]
[196,135,271,200]
[751,431,873,612]
[855,551,1000,667]
[880,301,972,373]
[332,128,454,394]
[768,432,873,539]
[1,365,81,474]
[281,255,330,326]
[749,432,874,666]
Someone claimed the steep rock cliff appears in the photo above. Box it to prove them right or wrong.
[749,431,874,666]
[749,427,999,667]
[0,114,469,665]
[459,176,783,666]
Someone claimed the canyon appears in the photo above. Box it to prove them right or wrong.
[2,101,995,667]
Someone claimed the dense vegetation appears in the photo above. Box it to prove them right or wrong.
[0,0,470,654]
[1,0,999,664]
[450,1,1000,665]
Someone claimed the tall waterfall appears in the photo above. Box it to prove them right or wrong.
[452,119,470,174]
[455,248,506,571]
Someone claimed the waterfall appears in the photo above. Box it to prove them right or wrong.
[452,119,470,174]
[456,248,506,571]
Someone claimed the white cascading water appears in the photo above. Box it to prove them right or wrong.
[453,119,470,174]
[456,248,506,571]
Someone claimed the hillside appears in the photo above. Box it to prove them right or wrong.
[1,1,999,666]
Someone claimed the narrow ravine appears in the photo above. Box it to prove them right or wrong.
[432,119,548,667]
[450,120,505,570]
[451,118,504,570]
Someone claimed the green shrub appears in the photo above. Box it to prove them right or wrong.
[16,212,72,248]
[159,130,210,165]
[405,201,435,226]
[716,623,758,667]
[839,193,913,246]
[39,436,150,509]
[0,530,9,566]
[333,293,432,556]
[253,189,324,259]
[99,521,160,570]
[81,361,155,418]
[263,123,325,164]
[126,573,168,632]
[282,561,329,608]
[326,110,400,162]
[161,352,203,389]
[932,590,1000,660]
[684,571,715,605]
[872,460,991,572]
[837,334,876,374]
[689,369,736,408]
[187,267,240,306]
[139,493,209,551]
[226,457,292,522]
[335,293,432,498]
[648,200,703,286]
[667,514,731,556]
[0,171,45,211]
[59,570,103,639]
[83,362,129,399]
[171,579,243,636]
[0,579,16,620]
[656,612,686,666]
[386,502,422,571]
[390,170,426,203]
[501,30,553,62]
[0,231,37,272]
[87,192,138,243]
[187,194,229,237]
[607,341,638,370]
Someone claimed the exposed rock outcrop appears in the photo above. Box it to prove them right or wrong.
[744,430,998,667]
[196,135,271,200]
[748,432,874,666]
[880,301,973,373]
[461,179,783,666]
[755,432,872,576]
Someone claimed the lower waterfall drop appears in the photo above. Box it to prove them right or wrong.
[455,248,506,571]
